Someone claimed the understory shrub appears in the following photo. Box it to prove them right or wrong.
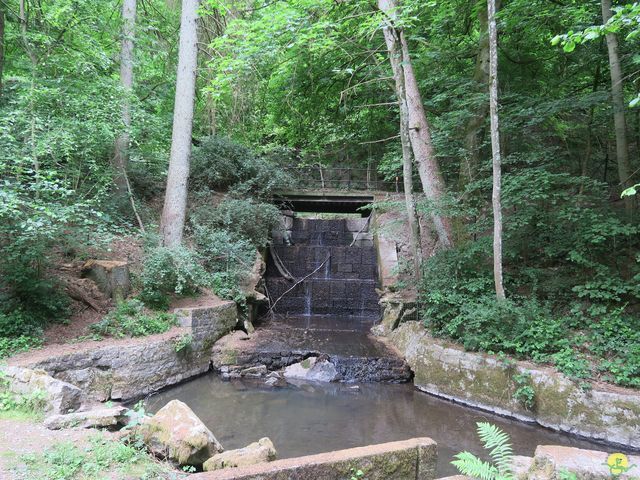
[139,245,210,309]
[90,299,177,338]
[190,198,280,248]
[192,226,255,302]
[190,135,293,197]
[419,169,640,387]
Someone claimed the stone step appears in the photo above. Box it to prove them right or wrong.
[266,245,377,280]
[265,278,380,317]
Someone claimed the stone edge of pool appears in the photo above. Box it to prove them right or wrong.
[389,321,640,450]
[191,437,437,480]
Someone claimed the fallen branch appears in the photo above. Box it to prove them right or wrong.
[349,215,372,247]
[267,254,330,314]
[62,278,104,313]
[269,244,294,281]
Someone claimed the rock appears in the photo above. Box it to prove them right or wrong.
[81,259,131,300]
[528,445,640,480]
[241,365,267,377]
[512,455,534,479]
[283,357,339,383]
[1,366,83,415]
[203,437,277,471]
[239,252,267,303]
[136,400,223,466]
[44,406,128,430]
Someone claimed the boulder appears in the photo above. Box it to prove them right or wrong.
[44,406,129,430]
[203,437,277,471]
[81,259,131,300]
[136,400,223,466]
[1,366,83,415]
[283,356,339,383]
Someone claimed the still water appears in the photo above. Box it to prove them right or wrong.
[145,374,622,475]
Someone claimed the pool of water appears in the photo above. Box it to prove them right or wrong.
[145,374,621,475]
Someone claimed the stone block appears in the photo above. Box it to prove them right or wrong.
[204,437,277,471]
[81,259,131,300]
[190,437,437,480]
[390,321,640,448]
[2,366,83,415]
[529,446,640,479]
[44,406,129,430]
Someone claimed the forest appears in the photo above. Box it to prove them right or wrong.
[1,0,639,392]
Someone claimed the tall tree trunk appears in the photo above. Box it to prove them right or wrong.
[378,0,453,249]
[399,30,454,248]
[160,0,200,247]
[459,0,492,190]
[113,0,137,196]
[379,2,423,277]
[601,0,634,214]
[0,8,5,95]
[488,0,505,300]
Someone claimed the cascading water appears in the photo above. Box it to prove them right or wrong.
[266,217,379,319]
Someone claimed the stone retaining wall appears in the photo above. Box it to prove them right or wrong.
[8,302,237,402]
[192,437,437,480]
[390,322,640,449]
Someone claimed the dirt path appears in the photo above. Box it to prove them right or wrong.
[0,417,113,478]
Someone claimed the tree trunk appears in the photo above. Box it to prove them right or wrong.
[399,30,453,248]
[0,8,5,94]
[113,0,137,196]
[160,0,200,247]
[488,0,505,300]
[378,0,453,249]
[459,0,492,190]
[379,1,423,277]
[601,0,634,214]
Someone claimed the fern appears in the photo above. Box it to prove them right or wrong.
[451,422,514,480]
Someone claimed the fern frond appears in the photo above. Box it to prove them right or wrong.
[476,422,514,478]
[452,451,500,480]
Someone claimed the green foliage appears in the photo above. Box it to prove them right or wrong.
[191,198,280,248]
[0,335,43,360]
[452,422,514,480]
[420,168,640,387]
[173,334,194,353]
[190,136,293,197]
[512,372,535,410]
[139,246,211,309]
[16,434,174,480]
[90,299,177,338]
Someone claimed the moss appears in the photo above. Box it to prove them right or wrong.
[221,349,239,366]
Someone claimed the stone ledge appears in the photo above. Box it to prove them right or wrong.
[7,301,238,402]
[192,437,437,480]
[390,322,640,449]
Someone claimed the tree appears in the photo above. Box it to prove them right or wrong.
[459,0,491,190]
[601,0,634,214]
[0,6,4,94]
[378,0,454,249]
[488,0,505,300]
[379,0,423,276]
[113,0,137,198]
[160,0,200,247]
